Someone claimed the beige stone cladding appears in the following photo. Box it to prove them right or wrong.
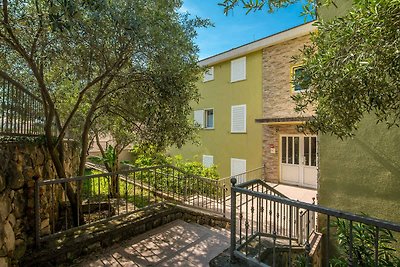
[263,124,300,183]
[262,34,314,119]
[262,34,315,183]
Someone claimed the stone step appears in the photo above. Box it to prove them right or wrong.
[194,222,230,239]
[21,203,230,267]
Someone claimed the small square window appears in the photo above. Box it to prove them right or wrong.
[202,155,214,168]
[292,66,310,92]
[205,109,214,129]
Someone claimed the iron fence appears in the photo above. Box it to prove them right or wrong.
[219,165,266,196]
[0,78,44,136]
[33,164,226,247]
[230,178,400,267]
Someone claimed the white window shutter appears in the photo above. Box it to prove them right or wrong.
[194,110,204,128]
[231,158,246,183]
[203,67,214,82]
[202,155,214,168]
[231,57,246,82]
[231,105,246,133]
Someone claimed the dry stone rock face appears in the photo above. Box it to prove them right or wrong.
[0,140,79,266]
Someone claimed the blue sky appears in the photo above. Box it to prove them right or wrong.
[181,1,310,60]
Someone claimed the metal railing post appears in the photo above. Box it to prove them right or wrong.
[262,163,266,180]
[33,176,41,249]
[223,184,226,218]
[184,175,188,202]
[230,177,237,263]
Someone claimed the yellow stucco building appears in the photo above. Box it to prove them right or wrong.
[171,22,316,185]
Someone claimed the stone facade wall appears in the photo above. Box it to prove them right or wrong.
[261,34,314,183]
[0,140,79,266]
[262,124,300,183]
[262,34,314,119]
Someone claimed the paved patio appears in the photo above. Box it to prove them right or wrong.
[269,183,317,203]
[72,183,316,267]
[73,219,230,267]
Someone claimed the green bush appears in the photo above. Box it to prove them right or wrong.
[83,169,154,207]
[329,218,400,267]
[130,145,219,179]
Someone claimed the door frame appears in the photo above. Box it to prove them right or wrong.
[279,134,318,188]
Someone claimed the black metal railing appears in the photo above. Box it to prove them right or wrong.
[230,178,400,266]
[33,164,226,247]
[219,165,266,196]
[0,77,44,136]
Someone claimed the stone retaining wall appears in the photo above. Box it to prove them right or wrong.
[0,139,79,266]
[22,203,230,266]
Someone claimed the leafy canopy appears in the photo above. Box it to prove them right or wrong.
[0,0,208,176]
[218,0,334,16]
[294,0,400,137]
[220,0,400,137]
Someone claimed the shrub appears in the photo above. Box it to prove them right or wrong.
[330,217,400,266]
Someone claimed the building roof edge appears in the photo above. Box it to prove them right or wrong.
[199,21,316,67]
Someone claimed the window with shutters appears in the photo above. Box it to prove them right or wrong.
[202,155,214,168]
[194,109,214,129]
[204,109,214,129]
[231,57,246,82]
[231,104,246,133]
[194,110,204,128]
[203,67,214,82]
[231,158,246,184]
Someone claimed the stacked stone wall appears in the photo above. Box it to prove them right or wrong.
[261,34,314,183]
[262,34,313,119]
[0,140,79,266]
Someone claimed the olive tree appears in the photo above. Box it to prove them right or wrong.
[0,0,207,225]
[293,0,400,137]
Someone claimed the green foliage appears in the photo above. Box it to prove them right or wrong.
[293,254,308,267]
[102,145,118,169]
[82,169,153,208]
[0,0,209,177]
[329,218,400,266]
[218,0,331,18]
[0,135,47,145]
[294,0,400,137]
[131,145,220,180]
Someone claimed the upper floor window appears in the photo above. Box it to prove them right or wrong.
[205,109,214,129]
[203,67,214,82]
[231,57,246,82]
[292,66,309,92]
[231,104,246,133]
[194,109,214,129]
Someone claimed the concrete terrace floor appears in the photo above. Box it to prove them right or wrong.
[269,183,317,203]
[73,219,230,267]
[72,184,316,267]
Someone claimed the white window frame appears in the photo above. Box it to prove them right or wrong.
[231,104,246,133]
[292,65,307,93]
[202,155,214,168]
[230,57,246,83]
[203,67,214,82]
[231,158,246,184]
[204,108,214,129]
[194,110,204,128]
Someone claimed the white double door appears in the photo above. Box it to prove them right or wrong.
[280,135,317,189]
